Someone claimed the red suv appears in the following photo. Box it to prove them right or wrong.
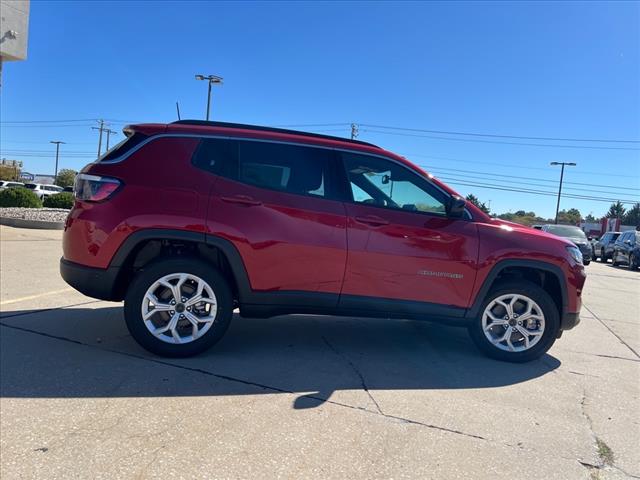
[61,121,586,362]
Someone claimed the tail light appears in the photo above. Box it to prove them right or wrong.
[74,174,122,202]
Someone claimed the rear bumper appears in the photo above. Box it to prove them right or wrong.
[60,258,121,301]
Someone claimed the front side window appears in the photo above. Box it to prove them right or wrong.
[341,153,446,215]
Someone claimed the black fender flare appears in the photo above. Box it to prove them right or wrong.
[109,229,254,303]
[465,259,568,319]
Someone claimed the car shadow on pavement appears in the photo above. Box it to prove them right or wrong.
[0,306,560,408]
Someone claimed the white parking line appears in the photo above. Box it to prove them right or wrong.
[0,288,75,306]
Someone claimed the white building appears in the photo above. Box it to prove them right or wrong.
[0,0,30,81]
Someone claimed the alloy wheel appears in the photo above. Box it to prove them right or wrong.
[141,273,217,344]
[482,293,546,352]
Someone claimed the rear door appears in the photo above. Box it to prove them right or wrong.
[200,137,348,298]
[337,151,479,315]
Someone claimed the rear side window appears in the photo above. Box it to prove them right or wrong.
[100,132,148,162]
[193,137,335,199]
[239,141,331,198]
[24,184,37,189]
[192,138,239,177]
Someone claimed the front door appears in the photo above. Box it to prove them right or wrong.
[338,152,479,315]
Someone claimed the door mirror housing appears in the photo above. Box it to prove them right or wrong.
[446,196,466,218]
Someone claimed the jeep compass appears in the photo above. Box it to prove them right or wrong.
[60,120,586,362]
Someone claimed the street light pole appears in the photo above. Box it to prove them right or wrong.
[550,161,576,224]
[50,141,65,183]
[195,74,223,121]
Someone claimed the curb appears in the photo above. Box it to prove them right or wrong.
[0,216,65,230]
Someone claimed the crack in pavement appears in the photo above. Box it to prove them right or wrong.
[320,335,384,415]
[0,320,488,442]
[582,303,640,360]
[580,389,640,479]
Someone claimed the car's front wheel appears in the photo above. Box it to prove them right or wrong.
[468,281,560,363]
[612,250,620,266]
[124,257,233,357]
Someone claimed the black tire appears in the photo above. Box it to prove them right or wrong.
[630,253,639,270]
[583,260,591,266]
[468,280,560,363]
[612,250,620,266]
[124,257,233,357]
[598,249,606,262]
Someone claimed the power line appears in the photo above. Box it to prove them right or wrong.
[360,123,640,144]
[362,129,640,151]
[402,152,640,179]
[419,165,640,193]
[439,178,639,204]
[0,119,98,124]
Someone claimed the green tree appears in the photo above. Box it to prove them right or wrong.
[557,208,581,225]
[606,201,626,219]
[54,169,77,188]
[584,213,597,223]
[497,211,546,227]
[623,203,640,227]
[465,193,490,214]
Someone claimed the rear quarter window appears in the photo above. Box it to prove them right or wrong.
[100,132,148,162]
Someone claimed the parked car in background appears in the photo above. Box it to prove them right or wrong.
[594,231,620,263]
[612,230,640,270]
[541,224,592,265]
[0,181,25,190]
[23,183,63,200]
[60,120,586,363]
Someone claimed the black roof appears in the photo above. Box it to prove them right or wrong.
[171,120,379,148]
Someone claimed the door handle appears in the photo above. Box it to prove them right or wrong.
[355,215,389,226]
[220,195,262,206]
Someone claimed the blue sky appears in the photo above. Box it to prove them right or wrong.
[1,0,638,218]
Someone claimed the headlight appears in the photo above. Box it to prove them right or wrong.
[566,245,583,264]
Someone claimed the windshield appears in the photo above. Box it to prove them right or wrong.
[546,225,587,239]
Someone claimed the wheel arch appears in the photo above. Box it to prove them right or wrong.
[466,259,567,320]
[109,229,252,303]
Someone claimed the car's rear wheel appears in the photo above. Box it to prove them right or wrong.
[630,253,639,270]
[468,281,560,363]
[124,257,233,357]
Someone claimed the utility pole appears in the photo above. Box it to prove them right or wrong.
[50,141,65,183]
[195,74,223,121]
[550,162,576,224]
[351,123,359,140]
[92,119,108,159]
[104,128,118,151]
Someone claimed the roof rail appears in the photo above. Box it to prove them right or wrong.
[170,120,379,148]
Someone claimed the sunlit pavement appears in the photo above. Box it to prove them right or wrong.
[1,225,638,479]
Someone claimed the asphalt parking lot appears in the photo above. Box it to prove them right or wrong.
[1,225,638,479]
